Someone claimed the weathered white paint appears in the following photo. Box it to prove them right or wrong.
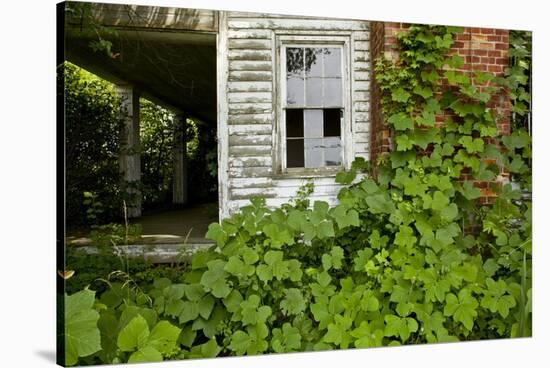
[172,113,188,205]
[116,85,142,218]
[217,12,230,219]
[219,12,371,217]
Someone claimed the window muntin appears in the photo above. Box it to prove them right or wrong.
[283,46,344,169]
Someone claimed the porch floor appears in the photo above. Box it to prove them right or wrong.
[67,202,218,246]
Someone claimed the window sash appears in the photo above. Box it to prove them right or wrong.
[277,36,351,174]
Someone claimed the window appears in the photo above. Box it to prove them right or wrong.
[280,42,347,171]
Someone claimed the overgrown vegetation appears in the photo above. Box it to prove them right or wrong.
[61,25,532,365]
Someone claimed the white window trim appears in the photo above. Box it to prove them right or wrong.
[275,34,352,177]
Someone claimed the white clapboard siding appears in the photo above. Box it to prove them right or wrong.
[222,12,370,215]
[352,30,371,159]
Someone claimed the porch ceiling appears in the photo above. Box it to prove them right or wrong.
[65,28,217,124]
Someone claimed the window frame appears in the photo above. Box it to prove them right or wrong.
[275,34,352,176]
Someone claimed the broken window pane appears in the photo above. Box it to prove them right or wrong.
[286,109,304,138]
[287,139,304,168]
[323,109,341,137]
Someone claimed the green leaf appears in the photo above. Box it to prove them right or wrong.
[396,134,414,151]
[205,222,227,247]
[392,88,411,103]
[240,295,272,325]
[384,315,418,342]
[148,321,181,355]
[331,205,360,229]
[394,225,417,248]
[271,323,302,353]
[413,85,433,99]
[128,345,162,363]
[263,223,295,248]
[281,288,307,316]
[117,315,150,352]
[481,278,517,318]
[461,181,482,200]
[444,290,479,331]
[199,339,221,358]
[200,260,231,298]
[323,314,353,348]
[389,113,414,131]
[64,290,102,366]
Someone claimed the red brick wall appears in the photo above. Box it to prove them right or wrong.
[368,22,510,203]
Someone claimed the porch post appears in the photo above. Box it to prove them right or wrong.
[173,112,188,205]
[116,85,142,218]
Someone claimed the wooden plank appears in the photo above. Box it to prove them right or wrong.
[355,112,369,121]
[227,29,272,39]
[272,176,338,188]
[230,187,277,199]
[354,142,370,153]
[228,113,272,125]
[228,49,272,61]
[354,41,370,51]
[89,4,218,32]
[354,71,370,81]
[353,131,370,143]
[228,124,272,135]
[228,18,368,31]
[354,123,370,134]
[228,39,272,50]
[354,101,370,112]
[228,81,272,93]
[228,70,272,82]
[354,91,370,101]
[229,102,273,114]
[229,134,272,146]
[229,145,272,156]
[354,61,369,72]
[229,155,273,168]
[354,51,370,62]
[229,177,273,189]
[354,81,370,92]
[229,166,274,178]
[353,31,370,41]
[228,92,272,104]
[229,60,272,71]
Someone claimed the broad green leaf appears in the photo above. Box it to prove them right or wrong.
[127,345,162,363]
[148,321,181,355]
[206,222,227,247]
[388,113,414,131]
[200,260,231,298]
[392,88,411,103]
[444,290,479,331]
[117,315,150,352]
[384,315,418,342]
[271,323,302,353]
[281,288,307,316]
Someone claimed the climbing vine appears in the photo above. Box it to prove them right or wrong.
[62,25,532,365]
